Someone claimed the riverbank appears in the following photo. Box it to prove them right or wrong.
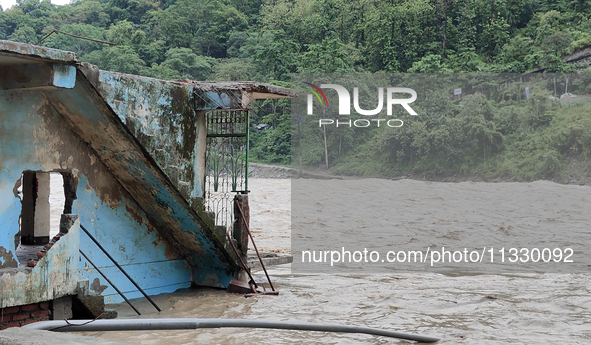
[250,162,591,185]
[249,162,343,180]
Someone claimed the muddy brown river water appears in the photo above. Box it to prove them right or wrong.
[56,178,591,344]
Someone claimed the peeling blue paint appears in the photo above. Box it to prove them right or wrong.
[0,42,301,310]
[0,218,80,308]
[75,173,192,303]
[0,82,197,306]
[0,41,296,310]
[93,71,205,204]
[52,64,76,89]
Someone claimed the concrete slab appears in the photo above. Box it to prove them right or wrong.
[15,245,44,267]
[0,40,77,64]
[0,327,127,345]
[247,252,293,269]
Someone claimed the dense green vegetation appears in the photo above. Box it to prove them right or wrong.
[2,0,591,180]
[294,74,591,181]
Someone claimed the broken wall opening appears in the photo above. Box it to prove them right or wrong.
[20,171,51,245]
[15,171,77,266]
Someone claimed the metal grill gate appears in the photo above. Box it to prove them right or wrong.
[205,110,249,228]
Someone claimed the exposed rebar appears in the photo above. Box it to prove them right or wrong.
[79,249,140,316]
[80,224,161,312]
[36,29,117,46]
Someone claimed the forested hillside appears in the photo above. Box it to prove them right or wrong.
[2,0,590,78]
[2,0,591,181]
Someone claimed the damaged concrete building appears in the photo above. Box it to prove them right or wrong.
[0,40,292,328]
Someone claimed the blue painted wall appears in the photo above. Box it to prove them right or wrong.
[94,71,242,203]
[47,72,237,288]
[0,88,191,304]
[96,72,203,202]
[0,218,80,308]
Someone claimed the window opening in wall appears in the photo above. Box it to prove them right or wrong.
[15,171,75,267]
[49,173,65,238]
[20,171,51,246]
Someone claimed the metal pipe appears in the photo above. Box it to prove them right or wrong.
[80,224,162,312]
[23,318,439,343]
[226,220,258,290]
[245,110,249,191]
[235,200,275,291]
[79,250,141,316]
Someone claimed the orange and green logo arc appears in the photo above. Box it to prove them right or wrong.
[304,82,329,106]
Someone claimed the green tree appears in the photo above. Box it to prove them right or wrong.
[162,47,215,80]
[408,54,452,73]
[84,45,146,74]
[460,94,503,162]
[298,38,356,73]
[8,25,37,43]
[141,63,181,80]
[212,58,258,81]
